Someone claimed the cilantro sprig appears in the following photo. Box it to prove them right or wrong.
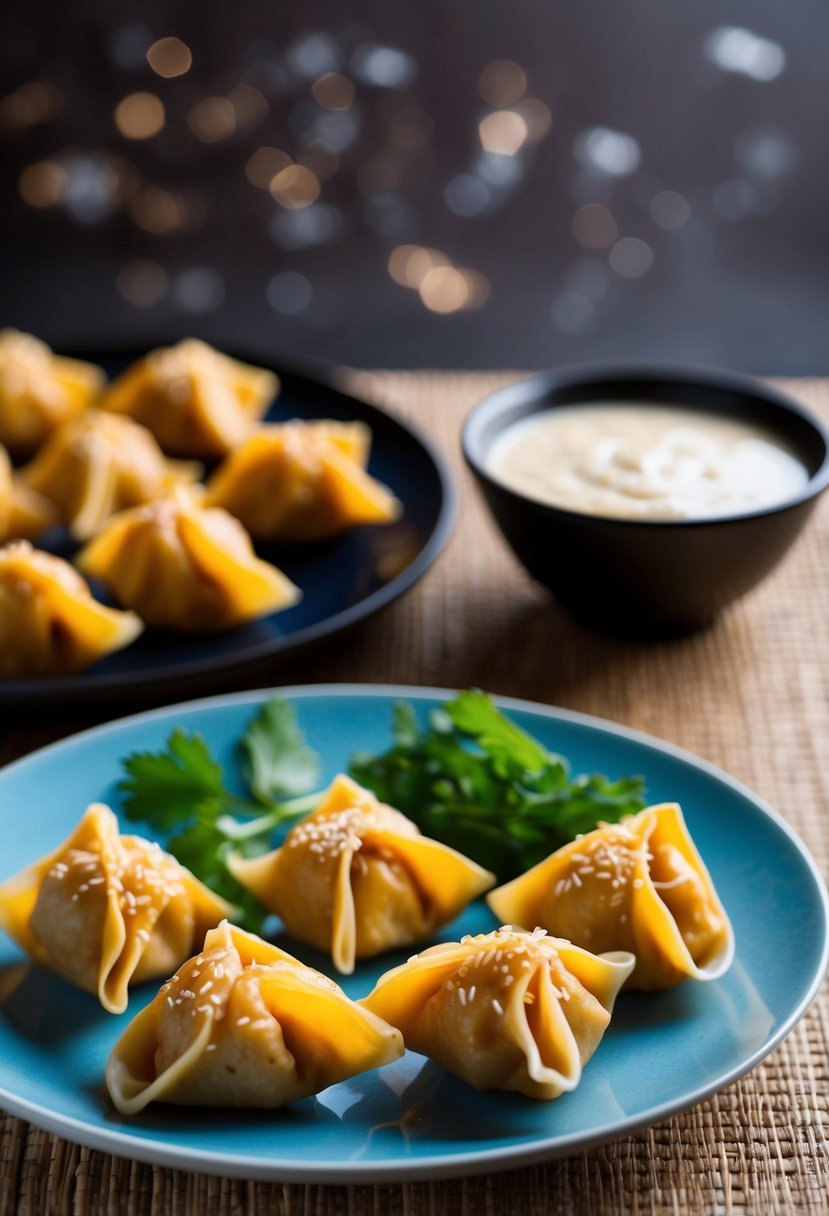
[118,701,320,930]
[349,690,647,880]
[117,690,647,922]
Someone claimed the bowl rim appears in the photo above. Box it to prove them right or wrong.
[462,361,829,529]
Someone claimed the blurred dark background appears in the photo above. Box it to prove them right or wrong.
[2,0,827,372]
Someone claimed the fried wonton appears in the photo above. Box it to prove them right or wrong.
[488,804,734,990]
[106,920,404,1112]
[0,542,143,677]
[203,420,402,542]
[0,445,56,544]
[229,774,494,974]
[20,409,200,542]
[0,329,104,456]
[361,926,635,1099]
[100,339,277,457]
[76,490,300,632]
[0,803,232,1012]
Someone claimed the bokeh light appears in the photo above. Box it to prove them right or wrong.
[230,84,269,129]
[650,190,691,230]
[514,98,553,144]
[713,179,757,222]
[288,32,342,79]
[312,73,355,111]
[271,202,343,249]
[419,265,470,313]
[552,292,596,334]
[245,147,292,189]
[609,236,653,278]
[267,271,314,314]
[0,81,63,129]
[478,111,528,156]
[388,246,489,312]
[705,27,786,82]
[574,127,641,177]
[114,92,165,140]
[351,45,416,88]
[735,127,797,178]
[187,97,237,143]
[445,174,492,217]
[129,187,185,234]
[459,269,491,309]
[172,267,225,313]
[479,61,527,107]
[146,36,192,79]
[19,161,67,207]
[571,203,618,249]
[270,164,321,209]
[62,155,120,224]
[388,245,449,288]
[117,259,168,307]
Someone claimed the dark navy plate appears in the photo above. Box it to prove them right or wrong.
[2,350,455,704]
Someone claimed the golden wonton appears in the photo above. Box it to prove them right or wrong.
[361,926,635,1099]
[76,490,300,632]
[21,409,200,542]
[203,420,402,542]
[487,804,734,990]
[229,774,494,974]
[100,339,277,457]
[0,329,104,455]
[0,542,143,676]
[106,920,404,1113]
[0,445,57,544]
[0,803,232,1012]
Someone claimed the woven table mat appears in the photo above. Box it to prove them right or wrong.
[1,372,828,1216]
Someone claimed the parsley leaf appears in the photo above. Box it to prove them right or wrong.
[241,699,320,804]
[119,730,228,831]
[117,702,321,931]
[443,690,550,777]
[349,691,647,881]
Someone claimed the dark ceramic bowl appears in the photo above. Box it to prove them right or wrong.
[463,365,829,638]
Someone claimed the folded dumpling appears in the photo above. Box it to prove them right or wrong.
[361,926,634,1099]
[100,339,277,457]
[76,490,300,632]
[106,920,404,1112]
[0,445,57,543]
[21,409,200,542]
[488,804,734,990]
[203,420,402,542]
[0,542,143,676]
[229,774,494,974]
[0,329,104,456]
[0,803,232,1012]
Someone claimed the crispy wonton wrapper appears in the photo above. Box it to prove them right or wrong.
[230,774,494,974]
[0,803,232,1011]
[488,804,734,990]
[106,920,404,1112]
[361,925,635,1099]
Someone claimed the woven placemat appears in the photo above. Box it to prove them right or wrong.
[1,373,827,1216]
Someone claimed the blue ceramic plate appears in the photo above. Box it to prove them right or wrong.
[2,354,454,704]
[0,686,826,1183]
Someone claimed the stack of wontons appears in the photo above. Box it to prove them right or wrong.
[0,332,402,677]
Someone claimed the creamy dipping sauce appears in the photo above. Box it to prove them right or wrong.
[486,403,809,521]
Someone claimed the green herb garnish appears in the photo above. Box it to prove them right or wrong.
[349,690,647,880]
[117,691,647,919]
[118,701,320,930]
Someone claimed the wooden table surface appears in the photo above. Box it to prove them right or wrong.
[1,372,828,1216]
